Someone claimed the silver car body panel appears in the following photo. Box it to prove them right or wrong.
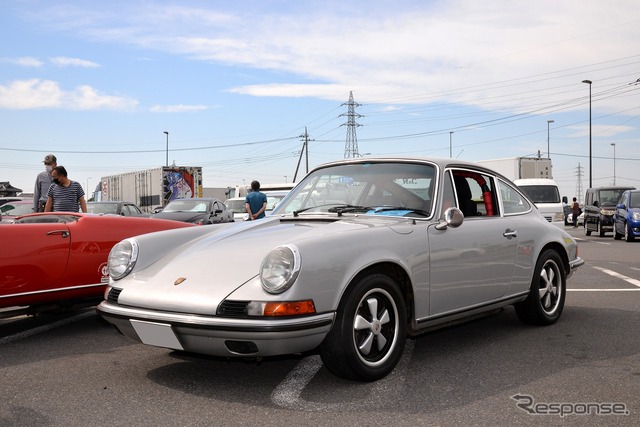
[97,156,583,358]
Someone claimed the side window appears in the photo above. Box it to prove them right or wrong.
[451,169,498,218]
[499,180,531,215]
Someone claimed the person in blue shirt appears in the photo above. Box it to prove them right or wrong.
[245,180,267,220]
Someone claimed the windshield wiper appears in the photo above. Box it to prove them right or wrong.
[292,203,346,217]
[327,205,372,215]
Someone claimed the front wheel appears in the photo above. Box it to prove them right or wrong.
[625,223,635,242]
[614,222,623,240]
[585,224,592,236]
[320,274,407,381]
[515,249,566,325]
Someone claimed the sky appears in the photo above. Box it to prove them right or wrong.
[1,0,640,202]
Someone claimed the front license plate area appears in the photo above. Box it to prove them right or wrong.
[130,319,184,350]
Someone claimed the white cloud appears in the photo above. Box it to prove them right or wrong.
[1,56,43,67]
[149,104,210,113]
[50,56,101,68]
[0,79,137,110]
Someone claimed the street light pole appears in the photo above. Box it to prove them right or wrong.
[163,131,169,167]
[611,143,616,185]
[449,131,453,158]
[86,177,92,200]
[547,120,554,159]
[582,80,592,188]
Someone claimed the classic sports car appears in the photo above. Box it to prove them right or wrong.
[0,213,193,317]
[97,157,584,381]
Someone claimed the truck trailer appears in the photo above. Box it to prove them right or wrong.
[475,157,552,181]
[99,166,203,213]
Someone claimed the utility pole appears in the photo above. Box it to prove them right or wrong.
[575,163,584,204]
[340,91,363,158]
[293,127,313,183]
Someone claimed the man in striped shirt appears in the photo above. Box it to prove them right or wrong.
[44,166,87,213]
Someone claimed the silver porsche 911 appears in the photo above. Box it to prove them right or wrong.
[97,157,584,381]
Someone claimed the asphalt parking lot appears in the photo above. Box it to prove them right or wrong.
[1,226,639,426]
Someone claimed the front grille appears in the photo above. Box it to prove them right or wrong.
[107,288,123,304]
[217,300,250,317]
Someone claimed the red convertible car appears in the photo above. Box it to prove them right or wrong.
[0,212,194,317]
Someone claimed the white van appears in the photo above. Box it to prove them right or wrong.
[513,178,565,227]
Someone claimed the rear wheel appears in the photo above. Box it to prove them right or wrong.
[320,274,406,381]
[599,221,606,237]
[515,249,566,325]
[585,223,592,236]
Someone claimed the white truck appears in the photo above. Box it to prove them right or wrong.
[475,157,552,181]
[476,157,563,227]
[99,166,203,213]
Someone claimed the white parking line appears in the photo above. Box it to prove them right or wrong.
[0,311,94,345]
[592,266,640,288]
[569,289,640,291]
[271,339,415,410]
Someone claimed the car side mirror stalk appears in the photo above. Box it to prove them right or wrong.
[435,207,464,230]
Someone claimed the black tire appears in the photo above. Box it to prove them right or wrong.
[320,274,406,381]
[599,222,606,237]
[515,249,566,326]
[625,223,635,242]
[614,223,623,240]
[585,224,591,236]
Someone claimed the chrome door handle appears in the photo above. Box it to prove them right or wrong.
[503,229,517,238]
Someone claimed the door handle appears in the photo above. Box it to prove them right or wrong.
[503,229,517,238]
[46,230,70,238]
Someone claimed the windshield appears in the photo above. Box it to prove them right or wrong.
[272,161,436,217]
[518,185,560,203]
[163,200,210,213]
[598,189,627,207]
[225,198,246,213]
[0,203,32,216]
[87,203,118,214]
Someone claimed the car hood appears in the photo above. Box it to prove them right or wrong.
[116,215,413,314]
[151,211,207,223]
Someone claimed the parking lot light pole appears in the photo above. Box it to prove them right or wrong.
[582,80,592,188]
[546,120,554,159]
[163,131,169,167]
[611,143,616,185]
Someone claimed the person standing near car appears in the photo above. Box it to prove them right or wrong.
[571,197,580,228]
[44,166,87,213]
[33,154,57,212]
[245,180,267,220]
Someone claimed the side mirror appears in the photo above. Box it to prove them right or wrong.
[435,207,464,230]
[617,203,626,210]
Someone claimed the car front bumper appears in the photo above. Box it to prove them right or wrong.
[568,257,585,278]
[96,301,335,357]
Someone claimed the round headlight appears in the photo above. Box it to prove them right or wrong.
[108,239,138,280]
[260,245,301,294]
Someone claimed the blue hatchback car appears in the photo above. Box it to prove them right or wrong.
[614,190,640,241]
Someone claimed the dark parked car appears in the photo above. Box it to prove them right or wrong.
[583,186,635,237]
[613,190,640,241]
[150,197,233,225]
[86,201,144,216]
